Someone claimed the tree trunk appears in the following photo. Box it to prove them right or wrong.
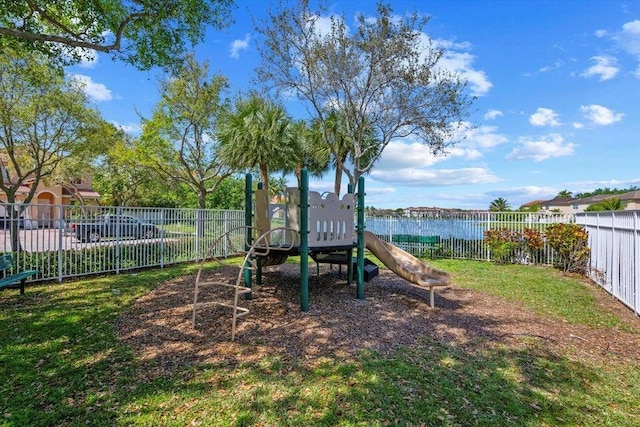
[260,163,269,197]
[196,190,207,240]
[8,204,24,253]
[334,162,343,196]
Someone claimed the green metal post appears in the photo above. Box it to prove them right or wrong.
[347,183,354,284]
[356,176,365,299]
[256,182,263,286]
[244,174,253,299]
[300,168,309,311]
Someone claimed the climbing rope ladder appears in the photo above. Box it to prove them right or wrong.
[192,226,298,340]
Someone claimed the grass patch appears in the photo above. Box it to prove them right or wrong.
[431,259,629,330]
[1,259,639,426]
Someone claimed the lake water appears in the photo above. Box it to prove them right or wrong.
[366,217,486,240]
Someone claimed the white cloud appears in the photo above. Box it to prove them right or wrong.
[579,104,623,125]
[377,125,507,171]
[436,49,492,96]
[371,167,500,186]
[529,107,560,127]
[460,124,508,149]
[581,56,619,81]
[594,29,608,38]
[486,185,558,202]
[111,121,141,134]
[304,13,341,38]
[308,180,336,194]
[484,109,503,120]
[77,49,98,68]
[539,60,563,73]
[506,134,577,162]
[376,140,442,169]
[69,74,112,101]
[619,20,640,56]
[572,122,584,129]
[430,38,492,96]
[63,47,98,68]
[366,186,397,196]
[230,34,250,59]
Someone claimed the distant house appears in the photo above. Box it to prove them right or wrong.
[520,200,545,210]
[540,196,574,213]
[620,191,640,210]
[404,206,445,217]
[0,162,100,226]
[526,191,640,214]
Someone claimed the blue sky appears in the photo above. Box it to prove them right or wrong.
[65,0,640,210]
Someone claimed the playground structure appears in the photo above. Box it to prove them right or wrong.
[192,169,450,340]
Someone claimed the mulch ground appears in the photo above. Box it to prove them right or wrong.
[117,263,640,373]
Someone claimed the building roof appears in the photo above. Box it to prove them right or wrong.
[520,199,545,208]
[528,190,640,210]
[62,187,100,199]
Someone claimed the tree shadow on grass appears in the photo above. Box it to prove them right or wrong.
[2,264,638,426]
[114,338,613,426]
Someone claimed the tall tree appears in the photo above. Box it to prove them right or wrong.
[556,189,572,198]
[489,198,511,212]
[0,0,234,69]
[92,134,183,207]
[255,0,473,191]
[309,110,380,195]
[140,55,232,210]
[218,94,299,196]
[53,122,123,206]
[0,48,110,251]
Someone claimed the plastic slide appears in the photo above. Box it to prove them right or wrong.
[364,231,450,307]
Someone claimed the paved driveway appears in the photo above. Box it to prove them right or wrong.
[0,229,163,252]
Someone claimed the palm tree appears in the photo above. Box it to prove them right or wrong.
[585,197,626,212]
[310,111,350,195]
[290,119,331,184]
[310,109,380,195]
[218,94,298,196]
[489,197,511,212]
[557,189,573,198]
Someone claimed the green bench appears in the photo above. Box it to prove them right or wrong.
[0,254,38,295]
[391,234,441,258]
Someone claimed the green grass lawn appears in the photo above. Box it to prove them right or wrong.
[1,260,639,426]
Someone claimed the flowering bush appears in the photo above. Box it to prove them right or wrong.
[484,228,544,264]
[523,227,544,263]
[545,223,590,274]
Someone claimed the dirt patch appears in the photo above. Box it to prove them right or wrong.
[117,263,640,372]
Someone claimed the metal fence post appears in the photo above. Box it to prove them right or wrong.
[115,206,121,274]
[160,209,165,268]
[635,211,639,315]
[57,205,64,283]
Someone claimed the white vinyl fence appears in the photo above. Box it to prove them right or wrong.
[367,211,574,263]
[0,203,245,283]
[576,211,640,316]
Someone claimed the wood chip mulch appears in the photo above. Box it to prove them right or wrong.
[116,263,640,373]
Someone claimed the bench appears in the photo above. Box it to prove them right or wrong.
[391,234,441,258]
[0,254,38,295]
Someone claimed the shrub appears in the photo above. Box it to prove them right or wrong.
[484,228,544,264]
[545,223,590,274]
[523,227,544,264]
